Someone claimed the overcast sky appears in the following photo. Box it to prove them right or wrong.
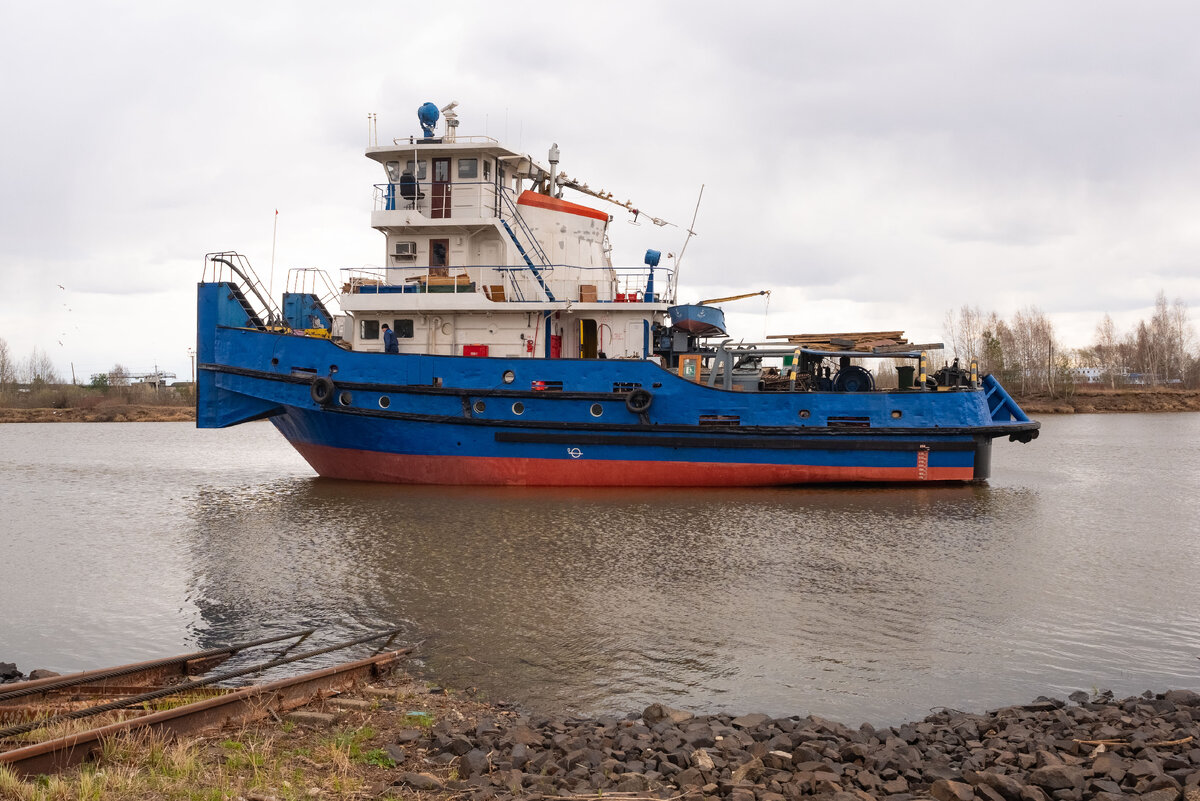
[3,1,1199,381]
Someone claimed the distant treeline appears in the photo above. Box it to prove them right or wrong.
[0,336,191,409]
[943,290,1198,393]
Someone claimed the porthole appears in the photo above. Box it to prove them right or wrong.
[473,400,486,414]
[512,401,525,415]
[338,392,352,406]
[590,403,604,417]
[502,370,516,384]
[330,365,339,374]
[798,409,810,419]
[891,410,902,419]
[270,357,279,366]
[379,396,391,409]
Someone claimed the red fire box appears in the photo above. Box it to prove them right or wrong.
[463,344,489,357]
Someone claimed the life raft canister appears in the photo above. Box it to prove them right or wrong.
[310,376,336,405]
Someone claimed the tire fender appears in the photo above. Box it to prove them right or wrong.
[625,388,653,414]
[311,376,335,405]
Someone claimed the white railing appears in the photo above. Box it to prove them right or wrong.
[340,263,673,305]
[373,180,502,218]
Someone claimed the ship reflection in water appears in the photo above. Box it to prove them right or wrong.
[2,417,1198,726]
[181,412,1200,724]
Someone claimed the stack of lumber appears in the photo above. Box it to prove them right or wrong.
[766,331,943,353]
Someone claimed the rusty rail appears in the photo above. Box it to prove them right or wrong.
[1,646,409,777]
[0,630,315,705]
[0,629,402,740]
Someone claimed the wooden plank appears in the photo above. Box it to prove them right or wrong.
[873,342,944,353]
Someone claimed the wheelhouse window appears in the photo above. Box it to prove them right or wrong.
[405,160,428,180]
[394,319,414,338]
[458,158,478,179]
[483,160,491,180]
[360,319,380,340]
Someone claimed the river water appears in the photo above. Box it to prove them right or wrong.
[1,414,1198,725]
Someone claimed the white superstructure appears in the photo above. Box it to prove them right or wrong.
[337,105,670,361]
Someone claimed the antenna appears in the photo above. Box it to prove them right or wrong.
[670,184,705,300]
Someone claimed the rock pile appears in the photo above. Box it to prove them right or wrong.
[384,690,1200,800]
[0,663,60,684]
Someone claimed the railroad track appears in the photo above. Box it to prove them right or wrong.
[0,629,409,777]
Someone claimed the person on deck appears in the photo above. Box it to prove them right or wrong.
[382,323,399,354]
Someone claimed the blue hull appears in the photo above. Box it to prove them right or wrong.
[198,283,1038,486]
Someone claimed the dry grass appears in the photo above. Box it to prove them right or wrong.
[0,405,195,423]
[0,673,496,801]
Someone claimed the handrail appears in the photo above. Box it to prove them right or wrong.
[285,267,341,310]
[203,252,283,328]
[337,263,674,305]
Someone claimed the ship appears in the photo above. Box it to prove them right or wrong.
[196,101,1039,486]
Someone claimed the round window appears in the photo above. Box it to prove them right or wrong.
[473,400,486,414]
[798,409,810,419]
[379,396,391,409]
[590,403,603,417]
[338,392,352,406]
[502,370,516,384]
[512,402,525,415]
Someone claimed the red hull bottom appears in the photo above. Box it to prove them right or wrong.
[291,442,976,486]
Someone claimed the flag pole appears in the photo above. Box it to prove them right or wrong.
[269,209,279,315]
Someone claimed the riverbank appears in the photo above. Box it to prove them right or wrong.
[3,666,1198,800]
[1015,387,1200,415]
[0,404,195,423]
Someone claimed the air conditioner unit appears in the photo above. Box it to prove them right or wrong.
[394,241,417,257]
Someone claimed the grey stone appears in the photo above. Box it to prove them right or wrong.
[395,772,444,791]
[730,756,764,783]
[394,728,424,743]
[502,725,543,746]
[459,748,490,777]
[614,773,649,792]
[642,703,693,725]
[931,778,976,801]
[27,669,60,680]
[732,712,771,729]
[1164,690,1200,707]
[1028,765,1084,791]
[1141,790,1182,801]
[974,769,1025,800]
[383,744,406,764]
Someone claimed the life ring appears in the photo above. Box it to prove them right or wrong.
[625,388,653,414]
[310,376,335,405]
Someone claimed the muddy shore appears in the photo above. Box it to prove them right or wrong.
[4,661,1197,799]
[1014,388,1200,415]
[339,681,1200,801]
[0,404,195,423]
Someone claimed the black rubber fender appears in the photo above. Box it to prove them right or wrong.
[625,388,653,414]
[310,375,335,405]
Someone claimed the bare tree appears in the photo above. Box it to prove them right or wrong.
[1093,314,1120,388]
[1007,306,1057,394]
[1169,296,1195,385]
[108,364,131,386]
[24,347,62,387]
[943,305,986,366]
[0,337,14,392]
